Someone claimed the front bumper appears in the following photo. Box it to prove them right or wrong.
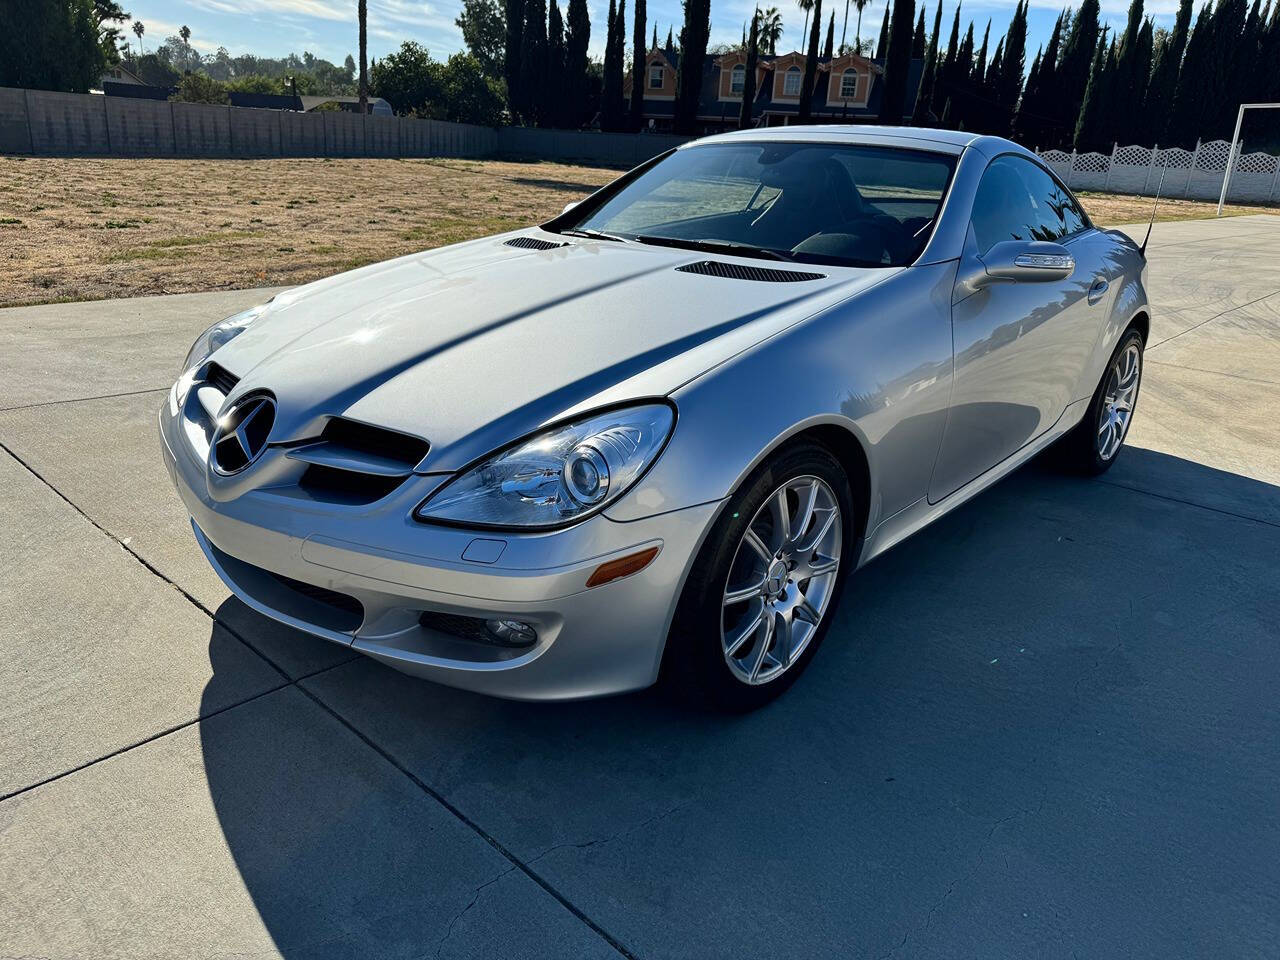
[160,394,720,701]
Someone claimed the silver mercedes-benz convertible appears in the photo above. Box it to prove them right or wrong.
[161,126,1149,710]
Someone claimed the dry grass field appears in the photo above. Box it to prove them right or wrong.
[0,155,1273,307]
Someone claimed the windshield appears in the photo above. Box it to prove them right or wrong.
[556,141,957,268]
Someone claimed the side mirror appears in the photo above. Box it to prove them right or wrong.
[976,240,1074,286]
[562,200,580,215]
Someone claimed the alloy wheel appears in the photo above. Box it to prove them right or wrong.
[720,476,843,685]
[1097,341,1141,461]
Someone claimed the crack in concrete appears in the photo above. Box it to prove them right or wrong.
[525,799,696,868]
[0,386,168,412]
[427,865,518,960]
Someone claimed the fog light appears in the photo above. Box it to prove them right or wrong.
[486,618,538,646]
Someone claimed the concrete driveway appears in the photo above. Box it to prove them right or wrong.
[2,215,1278,959]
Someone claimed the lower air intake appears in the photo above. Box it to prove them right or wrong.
[676,260,826,282]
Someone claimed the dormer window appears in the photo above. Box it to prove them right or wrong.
[649,64,664,88]
[730,64,746,94]
[840,68,858,99]
[783,66,802,97]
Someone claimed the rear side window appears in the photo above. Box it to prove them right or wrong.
[971,155,1089,254]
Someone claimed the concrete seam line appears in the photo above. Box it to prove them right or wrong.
[1093,476,1280,530]
[1145,359,1280,387]
[0,386,169,413]
[1147,287,1280,351]
[295,683,641,960]
[0,683,289,805]
[0,438,292,683]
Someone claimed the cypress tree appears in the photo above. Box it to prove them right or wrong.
[741,10,760,128]
[912,6,926,58]
[565,0,591,127]
[1207,0,1248,138]
[876,1,890,59]
[1111,0,1146,137]
[880,0,916,122]
[1016,10,1063,145]
[799,0,823,121]
[994,0,1027,136]
[631,0,646,130]
[1147,0,1193,143]
[667,25,674,49]
[934,1,962,115]
[548,0,567,126]
[1057,0,1101,148]
[825,11,836,59]
[520,0,549,125]
[912,0,943,123]
[1074,26,1113,149]
[602,0,621,128]
[505,0,527,121]
[1168,2,1214,147]
[675,0,711,132]
[1016,46,1043,142]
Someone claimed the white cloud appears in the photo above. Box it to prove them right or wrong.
[185,0,350,21]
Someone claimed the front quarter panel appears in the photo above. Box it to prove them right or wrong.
[606,261,958,538]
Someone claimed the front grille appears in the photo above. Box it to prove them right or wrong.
[204,362,240,395]
[268,571,364,631]
[419,611,536,648]
[288,418,430,505]
[675,260,826,282]
[504,236,568,251]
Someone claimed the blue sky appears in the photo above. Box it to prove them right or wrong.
[121,0,1183,71]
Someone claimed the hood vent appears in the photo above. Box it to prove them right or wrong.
[204,362,240,395]
[676,260,826,283]
[504,236,568,251]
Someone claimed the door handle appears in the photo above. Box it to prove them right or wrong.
[1088,277,1110,304]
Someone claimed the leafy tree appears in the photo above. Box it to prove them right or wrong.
[565,0,591,126]
[441,52,506,124]
[170,71,229,103]
[2,0,112,92]
[879,0,914,122]
[675,0,711,132]
[631,0,647,129]
[456,0,506,79]
[799,0,822,121]
[123,52,180,85]
[911,0,942,123]
[370,40,442,115]
[740,10,760,127]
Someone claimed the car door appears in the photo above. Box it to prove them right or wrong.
[928,153,1100,503]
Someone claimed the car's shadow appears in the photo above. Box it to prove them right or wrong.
[198,447,1280,958]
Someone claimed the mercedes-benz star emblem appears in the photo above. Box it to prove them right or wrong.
[211,394,276,475]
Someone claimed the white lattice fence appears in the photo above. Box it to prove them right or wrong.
[1040,139,1280,202]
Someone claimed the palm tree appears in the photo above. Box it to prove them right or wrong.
[357,0,368,113]
[796,0,814,48]
[179,24,191,46]
[850,0,868,55]
[756,6,784,54]
[131,19,145,56]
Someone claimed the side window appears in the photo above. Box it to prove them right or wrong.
[971,155,1088,254]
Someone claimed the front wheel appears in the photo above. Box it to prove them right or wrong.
[661,441,856,712]
[1061,327,1145,475]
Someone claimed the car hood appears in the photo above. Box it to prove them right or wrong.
[215,231,894,470]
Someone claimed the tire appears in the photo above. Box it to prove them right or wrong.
[1060,326,1145,476]
[660,440,857,712]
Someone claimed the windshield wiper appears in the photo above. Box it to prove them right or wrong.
[631,235,797,262]
[560,228,632,243]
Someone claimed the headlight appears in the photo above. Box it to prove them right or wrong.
[415,403,675,529]
[182,301,271,375]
